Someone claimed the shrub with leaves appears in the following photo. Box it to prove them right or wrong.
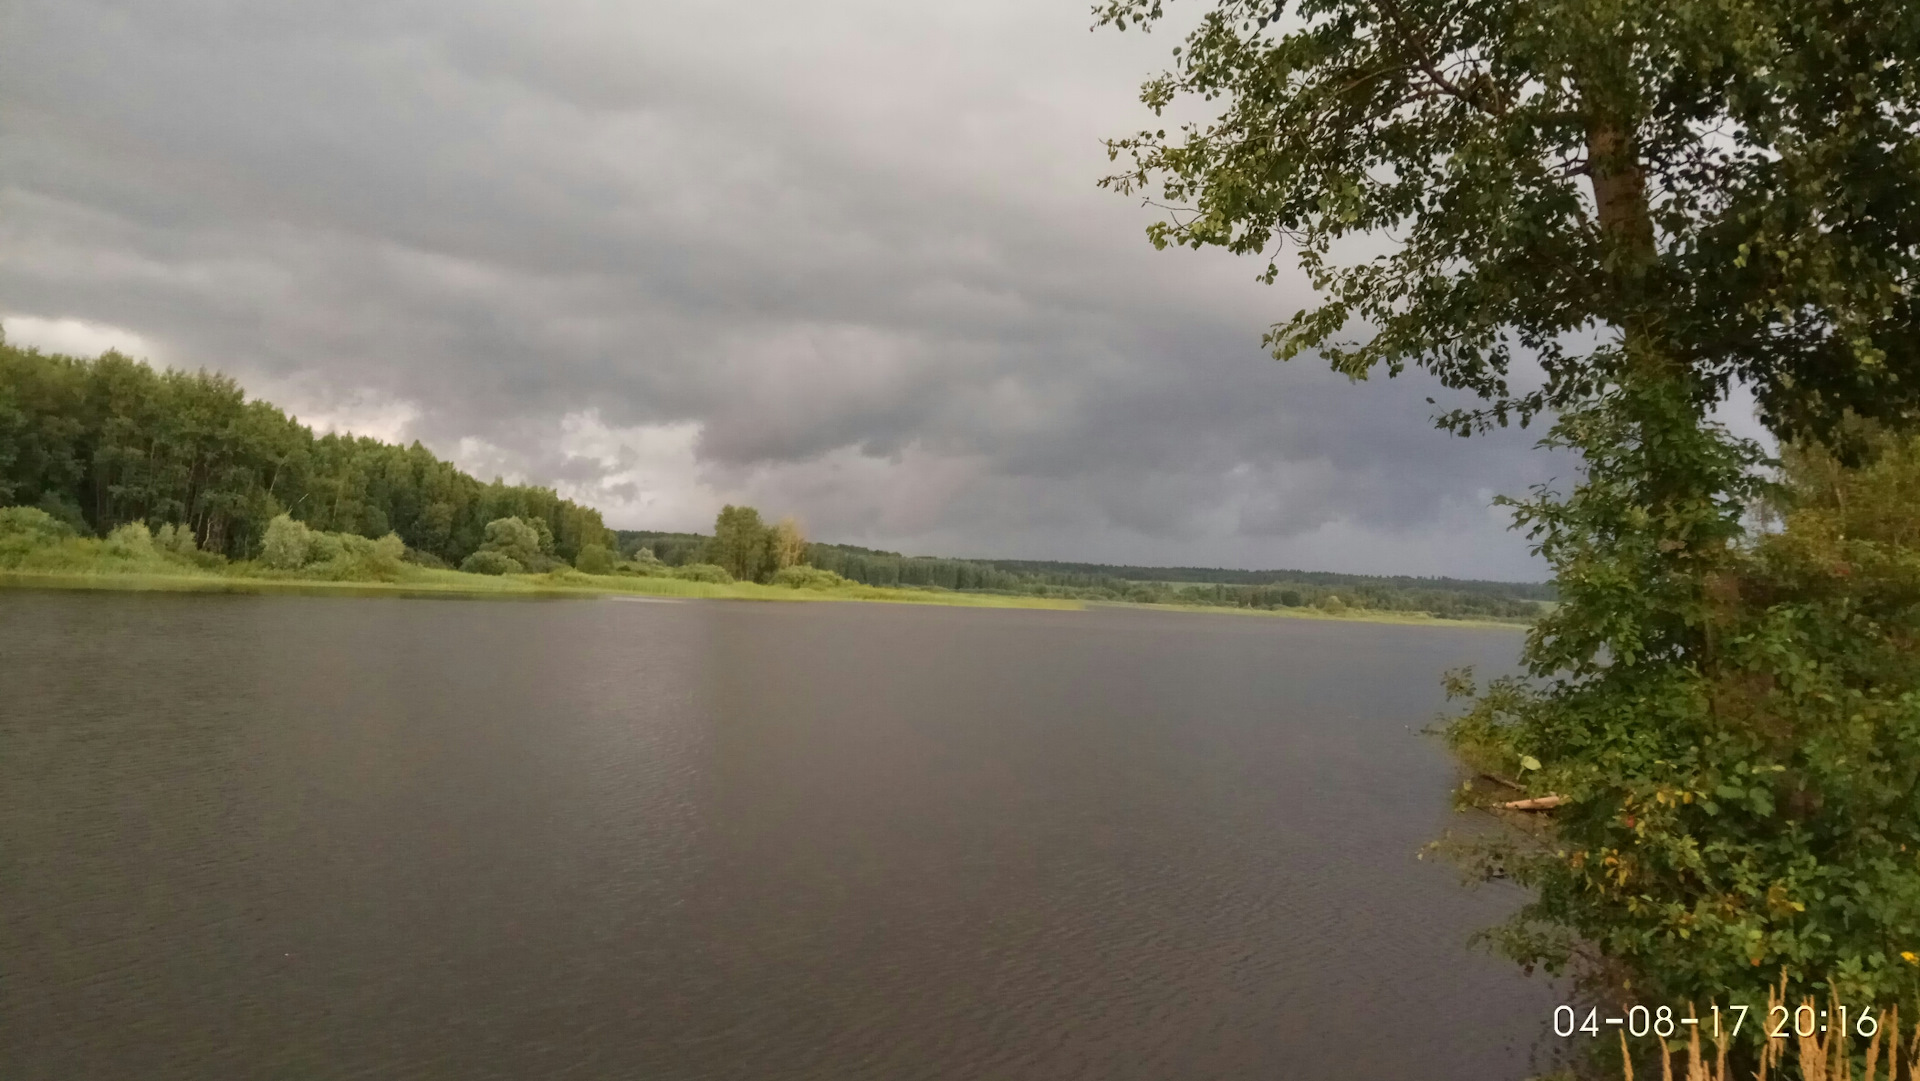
[460,549,521,576]
[768,517,807,573]
[260,514,313,570]
[573,543,615,575]
[104,521,154,557]
[258,513,406,580]
[346,533,406,580]
[768,565,848,591]
[1445,412,1920,1017]
[478,517,542,565]
[474,516,565,572]
[306,531,346,566]
[152,523,199,555]
[403,548,452,570]
[0,505,73,565]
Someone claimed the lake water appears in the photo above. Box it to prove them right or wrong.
[0,591,1562,1079]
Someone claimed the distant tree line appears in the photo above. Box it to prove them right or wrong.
[0,339,612,563]
[615,530,1548,619]
[976,558,1557,601]
[616,507,809,584]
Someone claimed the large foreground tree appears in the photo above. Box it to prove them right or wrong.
[1101,0,1920,438]
[1098,0,1920,1040]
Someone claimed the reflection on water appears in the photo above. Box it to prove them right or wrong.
[0,592,1558,1079]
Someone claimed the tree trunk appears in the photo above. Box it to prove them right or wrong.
[1586,117,1668,378]
[1587,120,1655,269]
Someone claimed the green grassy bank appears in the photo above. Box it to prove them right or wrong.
[1091,599,1529,630]
[0,508,1527,626]
[0,564,1085,609]
[0,563,1533,626]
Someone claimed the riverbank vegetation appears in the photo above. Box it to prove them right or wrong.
[0,339,611,566]
[0,503,1083,608]
[619,529,1549,620]
[0,501,1517,621]
[1101,0,1920,1074]
[1,334,1546,621]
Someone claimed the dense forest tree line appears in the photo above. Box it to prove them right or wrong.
[614,529,1547,619]
[0,338,612,563]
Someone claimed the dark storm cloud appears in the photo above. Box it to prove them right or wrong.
[0,0,1563,577]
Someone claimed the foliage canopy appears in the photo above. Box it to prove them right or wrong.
[573,543,616,575]
[0,340,612,563]
[477,517,547,569]
[706,507,810,583]
[1099,0,1920,1033]
[1098,0,1920,439]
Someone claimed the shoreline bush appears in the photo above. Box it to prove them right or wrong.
[460,550,521,576]
[257,513,405,581]
[573,543,615,575]
[0,506,75,563]
[769,565,848,591]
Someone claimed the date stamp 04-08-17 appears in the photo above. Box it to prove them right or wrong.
[1554,1003,1885,1042]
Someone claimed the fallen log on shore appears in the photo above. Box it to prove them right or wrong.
[1499,795,1566,811]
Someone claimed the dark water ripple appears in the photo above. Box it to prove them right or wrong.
[0,592,1562,1079]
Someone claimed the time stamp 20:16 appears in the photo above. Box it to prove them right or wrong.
[1555,1004,1884,1041]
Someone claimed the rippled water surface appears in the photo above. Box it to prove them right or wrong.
[1,591,1560,1079]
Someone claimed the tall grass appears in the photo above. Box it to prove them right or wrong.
[1618,981,1911,1081]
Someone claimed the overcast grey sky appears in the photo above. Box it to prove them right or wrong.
[0,0,1569,578]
